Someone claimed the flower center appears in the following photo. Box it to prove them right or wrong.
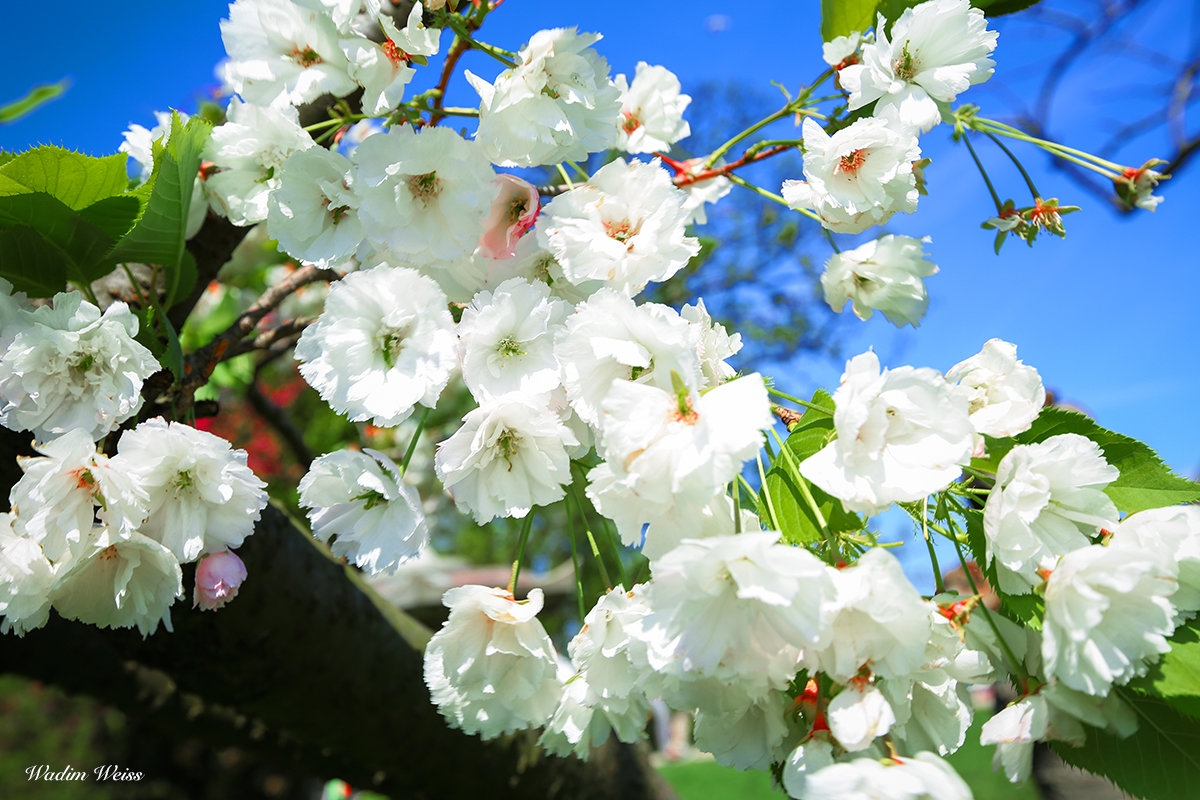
[379,327,408,369]
[408,172,441,204]
[836,149,867,175]
[508,197,529,224]
[70,467,96,491]
[352,489,388,510]
[496,429,521,469]
[382,39,410,67]
[670,390,699,426]
[174,470,194,490]
[621,110,642,134]
[892,42,918,81]
[496,335,525,358]
[532,254,555,283]
[603,219,640,247]
[291,44,323,68]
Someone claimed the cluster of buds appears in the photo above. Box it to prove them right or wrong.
[1113,158,1169,212]
[982,197,1079,253]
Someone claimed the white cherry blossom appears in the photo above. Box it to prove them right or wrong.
[840,0,997,133]
[614,62,691,154]
[821,234,937,327]
[0,293,159,443]
[354,125,495,268]
[110,418,268,563]
[537,158,700,297]
[267,147,362,266]
[783,117,921,234]
[982,433,1119,593]
[799,350,974,515]
[946,339,1045,442]
[298,448,428,574]
[220,0,357,108]
[457,278,569,401]
[467,28,621,167]
[295,265,458,426]
[204,98,315,226]
[49,527,183,638]
[434,394,578,524]
[423,586,561,739]
[1042,543,1178,695]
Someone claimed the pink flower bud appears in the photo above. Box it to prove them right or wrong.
[479,175,540,259]
[193,550,247,611]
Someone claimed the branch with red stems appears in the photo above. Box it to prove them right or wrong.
[662,144,795,188]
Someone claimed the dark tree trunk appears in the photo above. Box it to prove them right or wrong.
[0,504,679,800]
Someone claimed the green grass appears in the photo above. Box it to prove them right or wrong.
[658,759,780,800]
[657,711,1043,800]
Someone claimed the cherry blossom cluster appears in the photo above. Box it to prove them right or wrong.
[0,284,267,637]
[785,0,998,327]
[4,0,1188,795]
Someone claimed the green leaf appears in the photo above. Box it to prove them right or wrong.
[1053,690,1200,800]
[1129,620,1200,721]
[821,0,878,41]
[762,390,863,546]
[0,192,135,288]
[107,112,211,305]
[0,227,67,295]
[0,79,70,123]
[973,0,1044,15]
[886,0,1047,29]
[0,146,129,210]
[1016,408,1200,513]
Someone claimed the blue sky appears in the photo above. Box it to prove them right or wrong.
[2,0,1196,489]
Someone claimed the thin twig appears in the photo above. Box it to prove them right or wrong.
[245,379,314,469]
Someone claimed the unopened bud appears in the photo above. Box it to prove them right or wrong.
[193,550,248,611]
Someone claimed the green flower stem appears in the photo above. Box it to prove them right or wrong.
[704,69,833,168]
[769,427,827,531]
[765,387,834,416]
[960,464,996,483]
[410,102,480,118]
[923,498,945,594]
[565,160,590,181]
[736,475,761,514]
[731,482,743,533]
[584,528,612,589]
[727,173,800,213]
[506,510,536,595]
[74,280,101,308]
[568,488,614,591]
[304,117,349,132]
[971,116,1125,173]
[555,163,575,190]
[705,107,795,169]
[952,538,1029,683]
[755,451,780,531]
[398,406,431,476]
[744,138,805,158]
[565,494,586,621]
[983,132,1041,200]
[599,515,629,588]
[458,32,516,67]
[119,263,150,307]
[568,468,618,589]
[960,129,1003,212]
[823,227,841,254]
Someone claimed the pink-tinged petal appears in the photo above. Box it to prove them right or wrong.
[193,550,248,611]
[480,175,540,259]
